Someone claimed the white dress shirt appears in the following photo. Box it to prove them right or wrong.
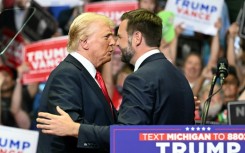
[134,49,160,72]
[70,52,97,80]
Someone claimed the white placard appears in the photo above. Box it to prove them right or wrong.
[0,125,39,153]
[165,0,224,36]
[34,0,83,7]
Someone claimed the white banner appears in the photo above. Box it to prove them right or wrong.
[165,0,224,36]
[34,0,83,7]
[0,125,39,153]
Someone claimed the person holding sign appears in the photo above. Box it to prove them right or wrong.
[37,13,117,153]
[37,9,195,151]
[0,63,31,129]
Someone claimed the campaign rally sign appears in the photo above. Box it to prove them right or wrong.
[165,0,224,35]
[84,1,138,25]
[111,125,245,153]
[22,36,68,84]
[228,101,245,125]
[0,125,39,153]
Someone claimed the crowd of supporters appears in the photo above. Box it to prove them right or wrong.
[0,0,244,130]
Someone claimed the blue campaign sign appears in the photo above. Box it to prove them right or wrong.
[110,125,245,153]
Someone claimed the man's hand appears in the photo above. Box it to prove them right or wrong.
[228,22,239,38]
[36,106,80,137]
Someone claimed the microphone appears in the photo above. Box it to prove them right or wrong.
[216,58,229,85]
[201,57,228,125]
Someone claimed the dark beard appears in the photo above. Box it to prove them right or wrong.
[120,39,134,64]
[121,48,133,64]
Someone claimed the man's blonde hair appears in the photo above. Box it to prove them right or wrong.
[67,12,114,52]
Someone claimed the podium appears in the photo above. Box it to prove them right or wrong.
[110,125,245,153]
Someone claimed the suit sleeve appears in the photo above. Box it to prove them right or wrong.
[47,68,85,123]
[37,67,89,152]
[76,74,154,148]
[77,124,110,151]
[118,74,155,125]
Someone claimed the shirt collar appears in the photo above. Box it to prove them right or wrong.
[70,52,96,78]
[134,49,160,72]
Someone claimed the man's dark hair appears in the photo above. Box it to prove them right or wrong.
[121,9,162,47]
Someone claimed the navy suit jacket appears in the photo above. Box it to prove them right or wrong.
[118,52,195,124]
[77,53,195,146]
[37,55,117,153]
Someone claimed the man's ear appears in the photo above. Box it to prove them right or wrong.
[80,39,89,50]
[133,31,142,46]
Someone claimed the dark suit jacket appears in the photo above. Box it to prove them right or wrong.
[118,53,195,125]
[37,55,117,153]
[77,52,195,146]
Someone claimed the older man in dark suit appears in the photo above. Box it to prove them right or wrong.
[37,13,117,153]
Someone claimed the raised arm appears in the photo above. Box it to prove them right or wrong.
[227,23,239,66]
[169,23,184,65]
[0,72,4,124]
[226,22,244,85]
[10,63,31,129]
[192,19,221,96]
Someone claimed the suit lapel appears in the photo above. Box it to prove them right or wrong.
[64,55,115,122]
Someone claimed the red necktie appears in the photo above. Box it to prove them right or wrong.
[95,71,113,114]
